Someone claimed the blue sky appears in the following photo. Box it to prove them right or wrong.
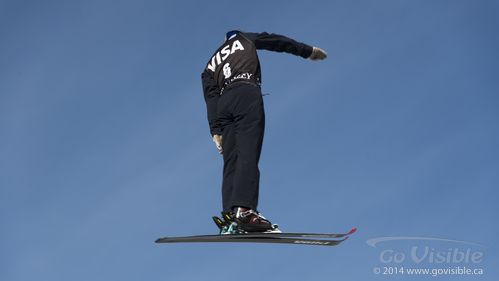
[1,0,498,280]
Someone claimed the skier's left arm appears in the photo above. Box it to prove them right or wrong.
[201,70,224,154]
[201,69,222,136]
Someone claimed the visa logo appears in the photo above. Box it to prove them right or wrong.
[207,40,245,72]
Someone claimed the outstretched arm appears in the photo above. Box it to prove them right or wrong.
[243,32,327,60]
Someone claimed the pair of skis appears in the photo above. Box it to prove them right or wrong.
[155,227,357,247]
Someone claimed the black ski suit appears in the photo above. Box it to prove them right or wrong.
[201,31,313,212]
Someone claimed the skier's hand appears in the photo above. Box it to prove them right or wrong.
[212,134,223,154]
[308,47,327,61]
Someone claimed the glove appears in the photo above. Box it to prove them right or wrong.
[212,134,223,154]
[308,47,327,61]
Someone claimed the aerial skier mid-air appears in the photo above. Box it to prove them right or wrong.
[201,30,327,234]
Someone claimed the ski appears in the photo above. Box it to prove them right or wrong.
[155,228,356,246]
[155,235,349,246]
[156,227,356,242]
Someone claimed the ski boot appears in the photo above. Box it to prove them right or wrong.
[213,207,281,234]
[233,207,281,233]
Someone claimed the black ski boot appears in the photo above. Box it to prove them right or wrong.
[232,207,280,233]
[213,208,280,234]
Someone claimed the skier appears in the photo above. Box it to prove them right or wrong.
[201,30,327,233]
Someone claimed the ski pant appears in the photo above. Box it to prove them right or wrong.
[217,82,264,212]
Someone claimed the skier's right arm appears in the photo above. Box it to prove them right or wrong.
[201,69,222,136]
[244,32,327,60]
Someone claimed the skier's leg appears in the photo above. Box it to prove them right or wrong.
[229,84,265,211]
[216,90,237,213]
[220,83,276,233]
[221,122,236,212]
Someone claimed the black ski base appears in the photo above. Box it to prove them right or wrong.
[155,228,357,247]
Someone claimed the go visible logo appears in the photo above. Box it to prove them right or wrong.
[366,236,485,265]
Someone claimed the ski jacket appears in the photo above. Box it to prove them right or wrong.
[201,31,313,136]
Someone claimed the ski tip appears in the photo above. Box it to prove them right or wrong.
[155,238,166,243]
[348,227,358,235]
